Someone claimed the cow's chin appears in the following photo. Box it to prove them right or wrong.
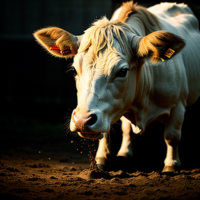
[78,132,101,140]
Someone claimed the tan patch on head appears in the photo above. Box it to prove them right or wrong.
[117,1,137,22]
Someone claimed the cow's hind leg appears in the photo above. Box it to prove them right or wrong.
[162,102,185,173]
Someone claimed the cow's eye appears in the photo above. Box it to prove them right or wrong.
[72,68,77,76]
[116,68,129,78]
[71,67,79,81]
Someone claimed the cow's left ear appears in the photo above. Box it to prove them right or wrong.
[135,30,185,63]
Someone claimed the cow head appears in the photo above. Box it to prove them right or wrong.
[33,17,185,139]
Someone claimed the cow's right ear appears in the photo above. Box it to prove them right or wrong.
[33,27,82,58]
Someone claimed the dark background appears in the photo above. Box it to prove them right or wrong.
[1,0,200,171]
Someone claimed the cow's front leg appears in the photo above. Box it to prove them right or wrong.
[163,103,185,173]
[117,117,135,158]
[113,117,135,171]
[95,132,111,171]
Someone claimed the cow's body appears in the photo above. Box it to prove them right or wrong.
[33,1,200,173]
[114,3,200,125]
[97,2,200,172]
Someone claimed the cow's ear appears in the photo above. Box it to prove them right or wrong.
[136,30,185,63]
[33,27,82,58]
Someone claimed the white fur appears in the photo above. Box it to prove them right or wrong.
[70,2,200,172]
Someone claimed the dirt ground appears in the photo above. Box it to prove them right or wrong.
[1,159,200,200]
[1,115,200,200]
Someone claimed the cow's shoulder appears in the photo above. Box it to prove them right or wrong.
[148,3,199,35]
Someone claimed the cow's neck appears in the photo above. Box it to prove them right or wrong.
[125,7,160,36]
[125,62,154,131]
[125,61,172,132]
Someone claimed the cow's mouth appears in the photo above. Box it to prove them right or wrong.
[78,132,101,140]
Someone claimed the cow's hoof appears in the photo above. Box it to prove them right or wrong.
[162,165,180,174]
[95,157,109,171]
[97,164,108,171]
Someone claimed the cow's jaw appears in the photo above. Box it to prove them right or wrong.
[77,132,102,140]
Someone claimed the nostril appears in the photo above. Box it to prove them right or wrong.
[87,114,98,126]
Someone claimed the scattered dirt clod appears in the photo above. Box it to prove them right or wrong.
[78,168,111,180]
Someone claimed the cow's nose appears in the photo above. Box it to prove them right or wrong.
[87,114,98,126]
[73,112,98,132]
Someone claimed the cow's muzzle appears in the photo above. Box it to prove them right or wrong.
[73,112,97,132]
[71,110,102,139]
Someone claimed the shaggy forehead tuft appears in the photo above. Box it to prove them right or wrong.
[74,17,133,75]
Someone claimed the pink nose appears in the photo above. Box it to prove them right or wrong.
[72,111,98,132]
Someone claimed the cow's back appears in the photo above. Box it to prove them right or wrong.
[148,3,200,107]
[148,3,193,17]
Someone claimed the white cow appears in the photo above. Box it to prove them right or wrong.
[33,1,200,173]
